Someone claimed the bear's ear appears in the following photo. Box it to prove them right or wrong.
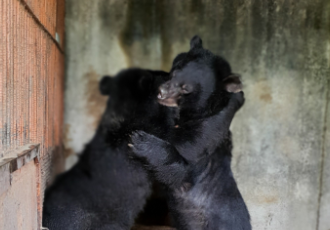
[190,35,203,50]
[99,76,113,95]
[222,75,243,93]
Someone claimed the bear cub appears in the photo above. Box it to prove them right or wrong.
[43,69,174,230]
[131,36,251,230]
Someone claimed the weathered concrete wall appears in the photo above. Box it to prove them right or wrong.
[319,88,330,230]
[64,0,330,229]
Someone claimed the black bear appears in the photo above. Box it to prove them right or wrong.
[131,36,251,230]
[42,68,175,230]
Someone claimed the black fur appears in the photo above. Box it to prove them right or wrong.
[42,68,174,230]
[131,36,251,230]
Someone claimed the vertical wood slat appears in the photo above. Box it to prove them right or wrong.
[0,0,3,153]
[22,0,58,39]
[0,0,4,153]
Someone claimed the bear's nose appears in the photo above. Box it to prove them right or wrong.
[158,87,167,99]
[158,81,171,99]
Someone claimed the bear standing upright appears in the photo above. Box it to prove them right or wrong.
[43,69,174,230]
[131,36,251,230]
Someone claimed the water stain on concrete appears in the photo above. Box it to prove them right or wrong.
[98,0,127,37]
[260,195,279,204]
[63,124,74,157]
[84,68,107,128]
[260,92,273,103]
[118,0,172,70]
[254,80,273,103]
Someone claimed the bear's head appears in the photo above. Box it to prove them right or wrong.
[157,36,242,118]
[99,68,173,136]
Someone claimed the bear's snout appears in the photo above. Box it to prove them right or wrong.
[157,81,181,107]
[158,81,181,100]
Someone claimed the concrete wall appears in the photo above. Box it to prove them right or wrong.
[64,0,330,229]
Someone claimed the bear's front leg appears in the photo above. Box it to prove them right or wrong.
[130,131,169,164]
[130,131,188,188]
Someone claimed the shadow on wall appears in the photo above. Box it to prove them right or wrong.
[64,0,330,230]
